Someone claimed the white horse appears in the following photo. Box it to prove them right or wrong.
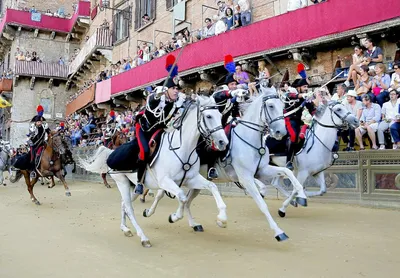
[79,96,229,247]
[0,143,13,186]
[264,100,359,217]
[145,85,309,242]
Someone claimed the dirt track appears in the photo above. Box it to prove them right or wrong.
[0,180,399,278]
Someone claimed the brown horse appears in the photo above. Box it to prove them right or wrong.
[101,130,127,188]
[20,131,70,205]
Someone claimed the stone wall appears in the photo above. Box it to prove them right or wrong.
[1,0,76,16]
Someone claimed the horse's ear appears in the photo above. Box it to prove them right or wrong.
[322,97,328,106]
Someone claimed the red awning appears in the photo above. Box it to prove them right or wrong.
[66,84,95,116]
[95,78,111,104]
[111,0,400,95]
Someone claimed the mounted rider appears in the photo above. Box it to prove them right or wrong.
[28,105,50,178]
[200,54,247,180]
[57,121,75,172]
[134,54,186,195]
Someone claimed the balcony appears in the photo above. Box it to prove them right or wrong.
[66,84,95,116]
[68,28,113,76]
[110,0,400,97]
[14,60,68,79]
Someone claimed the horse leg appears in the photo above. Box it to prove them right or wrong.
[0,170,4,186]
[140,188,150,203]
[187,174,228,228]
[159,177,187,223]
[120,200,132,236]
[24,172,40,205]
[48,176,56,188]
[184,189,203,231]
[305,172,326,197]
[115,174,151,247]
[143,189,165,218]
[55,171,71,196]
[237,174,288,241]
[101,173,111,188]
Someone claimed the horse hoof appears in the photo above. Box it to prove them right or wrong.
[278,210,286,218]
[168,215,174,223]
[140,198,145,203]
[34,200,41,206]
[193,225,204,232]
[3,183,6,186]
[143,209,149,217]
[65,192,71,197]
[41,183,44,185]
[295,197,307,207]
[290,200,298,207]
[105,184,111,189]
[216,220,227,228]
[141,240,152,248]
[275,233,289,242]
[124,231,134,237]
[260,193,265,198]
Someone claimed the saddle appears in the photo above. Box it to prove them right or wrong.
[33,146,45,169]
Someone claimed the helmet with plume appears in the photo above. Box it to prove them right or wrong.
[164,54,180,89]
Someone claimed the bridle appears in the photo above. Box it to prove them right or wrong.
[48,133,65,155]
[314,101,352,130]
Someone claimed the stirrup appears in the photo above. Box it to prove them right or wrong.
[286,162,294,170]
[134,183,144,195]
[30,171,36,178]
[208,167,218,180]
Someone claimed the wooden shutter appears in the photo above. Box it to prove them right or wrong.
[134,0,140,30]
[166,0,173,10]
[150,0,156,20]
[112,13,117,43]
[123,7,130,38]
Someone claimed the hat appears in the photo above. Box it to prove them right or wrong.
[60,122,65,130]
[36,105,44,117]
[223,54,237,85]
[346,90,357,98]
[292,78,308,88]
[164,54,180,89]
[224,73,237,85]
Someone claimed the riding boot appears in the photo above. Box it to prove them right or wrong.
[206,147,219,180]
[286,140,295,171]
[135,160,146,195]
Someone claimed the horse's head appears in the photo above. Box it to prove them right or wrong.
[196,96,228,151]
[317,101,359,130]
[49,131,66,154]
[113,130,127,146]
[259,86,287,140]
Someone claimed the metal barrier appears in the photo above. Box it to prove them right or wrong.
[70,147,400,208]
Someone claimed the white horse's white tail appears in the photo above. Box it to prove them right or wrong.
[78,146,113,174]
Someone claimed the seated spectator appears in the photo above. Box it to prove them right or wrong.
[341,90,362,151]
[355,94,381,150]
[203,18,215,38]
[372,63,391,107]
[238,0,251,26]
[83,112,96,134]
[389,62,400,93]
[234,65,250,90]
[378,91,399,149]
[363,38,383,70]
[344,46,364,87]
[390,108,400,149]
[355,65,373,98]
[331,83,348,104]
[287,0,307,12]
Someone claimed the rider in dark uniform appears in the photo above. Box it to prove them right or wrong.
[28,105,50,178]
[134,54,186,195]
[200,54,247,180]
[283,78,316,170]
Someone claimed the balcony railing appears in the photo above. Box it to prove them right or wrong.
[14,60,68,79]
[68,28,113,75]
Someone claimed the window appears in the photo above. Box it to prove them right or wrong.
[113,7,130,43]
[134,0,156,30]
[166,0,180,10]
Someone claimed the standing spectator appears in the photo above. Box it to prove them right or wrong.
[183,29,192,44]
[238,0,251,26]
[225,7,235,30]
[214,15,227,36]
[287,0,307,12]
[355,94,381,150]
[363,38,383,70]
[58,57,65,65]
[233,5,242,28]
[389,62,400,93]
[248,60,270,96]
[372,63,391,107]
[137,46,144,65]
[342,90,362,151]
[83,112,96,134]
[377,91,399,149]
[203,18,215,38]
[217,1,227,22]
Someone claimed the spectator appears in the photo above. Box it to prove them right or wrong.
[142,13,150,25]
[248,60,270,96]
[363,38,383,70]
[238,0,251,26]
[214,15,227,36]
[355,94,381,150]
[342,90,362,151]
[32,51,38,61]
[355,65,373,99]
[390,107,400,149]
[225,7,235,30]
[377,91,399,149]
[234,64,250,89]
[217,1,227,22]
[58,57,65,65]
[183,29,192,44]
[137,46,144,65]
[331,84,348,104]
[372,63,391,107]
[389,62,400,93]
[344,45,364,87]
[233,5,241,28]
[83,112,96,134]
[176,33,184,48]
[203,17,215,38]
[287,0,307,12]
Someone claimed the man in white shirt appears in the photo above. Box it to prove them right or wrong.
[377,91,399,149]
[331,84,348,104]
[341,90,362,151]
[287,0,307,12]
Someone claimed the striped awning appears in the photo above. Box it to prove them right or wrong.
[14,60,68,79]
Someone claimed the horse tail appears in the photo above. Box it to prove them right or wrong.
[78,146,113,174]
[9,170,23,183]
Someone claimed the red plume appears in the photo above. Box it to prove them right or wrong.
[60,122,65,127]
[36,105,44,112]
[165,54,176,69]
[297,63,307,79]
[224,55,234,67]
[109,110,115,117]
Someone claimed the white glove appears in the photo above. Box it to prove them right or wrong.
[230,89,247,98]
[175,92,186,108]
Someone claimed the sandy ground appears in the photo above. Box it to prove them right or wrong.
[0,180,399,278]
